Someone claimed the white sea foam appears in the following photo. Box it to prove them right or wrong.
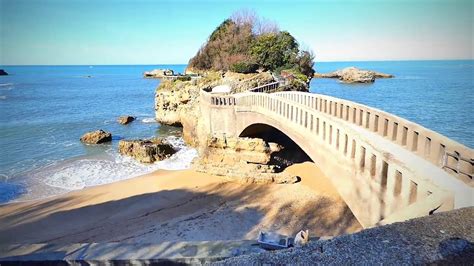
[0,83,13,91]
[142,117,157,123]
[39,136,197,191]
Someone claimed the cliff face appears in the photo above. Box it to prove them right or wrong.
[154,71,275,146]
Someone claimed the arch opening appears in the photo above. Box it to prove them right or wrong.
[239,123,313,172]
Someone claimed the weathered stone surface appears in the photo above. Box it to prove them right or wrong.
[192,135,298,184]
[194,161,299,184]
[314,67,393,83]
[204,135,281,164]
[118,138,177,163]
[144,69,174,78]
[0,69,8,76]
[117,115,135,125]
[80,130,112,144]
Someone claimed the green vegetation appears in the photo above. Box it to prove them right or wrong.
[188,11,315,80]
[176,76,192,82]
[230,62,259,74]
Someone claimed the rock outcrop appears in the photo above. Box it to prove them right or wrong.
[154,70,308,148]
[155,71,274,125]
[117,115,135,125]
[118,138,177,163]
[314,67,393,83]
[80,130,112,144]
[144,69,174,78]
[192,135,299,184]
[0,69,8,76]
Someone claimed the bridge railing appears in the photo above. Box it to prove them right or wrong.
[247,81,281,93]
[230,92,456,226]
[272,91,474,184]
[200,90,237,106]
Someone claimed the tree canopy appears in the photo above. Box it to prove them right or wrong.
[188,11,315,80]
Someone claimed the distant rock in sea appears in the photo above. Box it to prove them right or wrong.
[80,130,112,144]
[117,115,135,125]
[314,67,393,83]
[0,69,8,76]
[144,69,174,78]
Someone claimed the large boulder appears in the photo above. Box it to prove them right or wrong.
[0,69,8,76]
[117,115,135,125]
[118,138,177,163]
[314,67,393,83]
[80,130,112,144]
[192,135,299,184]
[202,135,281,165]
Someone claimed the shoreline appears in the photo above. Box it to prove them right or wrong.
[0,162,362,245]
[2,135,198,205]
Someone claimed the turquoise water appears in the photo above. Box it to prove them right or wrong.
[0,65,196,203]
[0,61,472,203]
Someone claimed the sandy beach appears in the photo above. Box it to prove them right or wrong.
[0,162,361,245]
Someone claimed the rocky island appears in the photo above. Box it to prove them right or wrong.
[0,69,8,76]
[143,68,174,78]
[153,13,318,185]
[314,66,393,83]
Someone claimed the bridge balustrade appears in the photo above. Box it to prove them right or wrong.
[273,91,473,184]
[233,92,453,225]
[199,82,472,226]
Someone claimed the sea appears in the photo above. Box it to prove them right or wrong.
[0,60,472,204]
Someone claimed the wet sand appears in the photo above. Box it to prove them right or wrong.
[0,162,361,245]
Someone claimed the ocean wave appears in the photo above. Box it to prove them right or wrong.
[38,137,197,191]
[0,96,6,100]
[142,117,157,123]
[0,83,14,91]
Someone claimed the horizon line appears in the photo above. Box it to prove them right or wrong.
[1,58,473,67]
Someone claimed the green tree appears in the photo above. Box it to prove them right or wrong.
[296,50,315,78]
[188,19,254,71]
[250,31,298,71]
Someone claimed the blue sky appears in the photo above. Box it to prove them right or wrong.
[1,0,472,65]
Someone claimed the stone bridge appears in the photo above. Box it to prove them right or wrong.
[199,82,473,228]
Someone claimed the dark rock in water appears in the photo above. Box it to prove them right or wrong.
[80,129,112,144]
[0,69,8,76]
[118,138,177,163]
[117,115,135,125]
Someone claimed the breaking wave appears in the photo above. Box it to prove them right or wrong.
[27,137,197,194]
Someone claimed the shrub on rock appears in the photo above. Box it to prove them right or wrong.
[230,62,259,74]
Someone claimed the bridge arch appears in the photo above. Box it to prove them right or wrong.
[239,123,312,167]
